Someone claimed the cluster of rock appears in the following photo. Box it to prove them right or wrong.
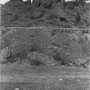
[0,28,90,68]
[1,0,90,28]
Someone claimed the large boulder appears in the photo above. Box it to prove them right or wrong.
[31,0,41,7]
[0,47,10,63]
[24,0,31,5]
[31,11,43,19]
[32,0,53,8]
[41,0,53,8]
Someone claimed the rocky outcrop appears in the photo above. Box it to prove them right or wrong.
[32,0,41,7]
[31,0,61,8]
[1,0,90,28]
[41,0,53,8]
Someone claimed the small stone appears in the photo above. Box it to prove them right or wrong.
[59,78,63,81]
[15,88,19,90]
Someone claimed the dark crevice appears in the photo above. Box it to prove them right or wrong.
[30,60,44,66]
[59,17,67,22]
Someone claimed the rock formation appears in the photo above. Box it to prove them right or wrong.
[1,0,90,28]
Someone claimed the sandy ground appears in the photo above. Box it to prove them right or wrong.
[0,64,90,90]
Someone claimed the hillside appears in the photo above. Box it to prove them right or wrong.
[0,27,90,68]
[1,0,90,28]
[0,0,90,68]
[1,1,90,90]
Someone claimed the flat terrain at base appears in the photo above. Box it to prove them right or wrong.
[0,64,90,90]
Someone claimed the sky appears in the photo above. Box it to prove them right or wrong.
[0,0,76,4]
[0,0,90,4]
[0,0,28,4]
[0,0,9,4]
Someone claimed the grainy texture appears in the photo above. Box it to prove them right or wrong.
[1,66,90,90]
[0,27,90,67]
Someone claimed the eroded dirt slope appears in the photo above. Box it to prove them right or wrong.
[0,27,90,68]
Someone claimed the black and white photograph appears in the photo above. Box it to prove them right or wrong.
[0,0,90,90]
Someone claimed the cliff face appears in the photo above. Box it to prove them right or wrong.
[1,0,90,28]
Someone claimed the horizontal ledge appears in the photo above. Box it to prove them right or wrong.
[1,26,90,30]
[1,27,90,34]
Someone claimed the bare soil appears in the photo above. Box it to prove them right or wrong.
[1,64,90,90]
